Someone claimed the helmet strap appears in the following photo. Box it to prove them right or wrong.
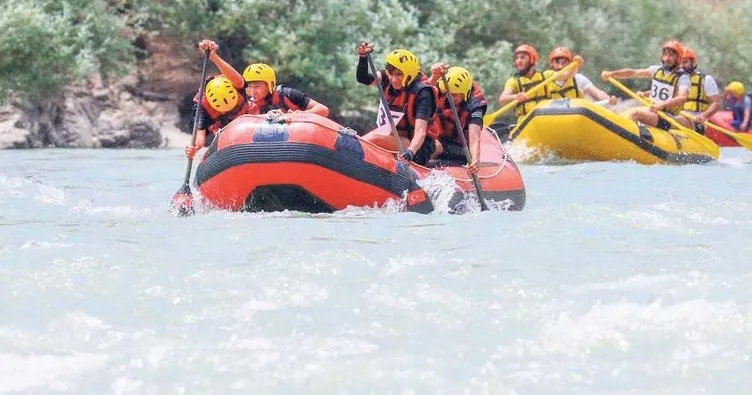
[521,64,534,77]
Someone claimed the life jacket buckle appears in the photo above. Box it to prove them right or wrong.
[265,109,288,124]
[338,127,358,136]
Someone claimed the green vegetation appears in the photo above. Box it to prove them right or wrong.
[0,0,133,100]
[2,0,751,118]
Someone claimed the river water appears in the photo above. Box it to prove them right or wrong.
[1,148,751,394]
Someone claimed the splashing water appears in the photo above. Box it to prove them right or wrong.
[0,148,751,394]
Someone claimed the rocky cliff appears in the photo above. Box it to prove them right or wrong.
[0,36,197,150]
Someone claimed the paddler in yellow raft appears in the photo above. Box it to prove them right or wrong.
[600,40,692,131]
[544,46,616,105]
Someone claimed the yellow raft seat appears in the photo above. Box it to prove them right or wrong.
[508,98,719,164]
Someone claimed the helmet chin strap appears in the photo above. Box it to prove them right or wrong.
[519,64,533,76]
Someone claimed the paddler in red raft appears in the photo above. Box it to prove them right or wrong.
[185,39,256,160]
[355,42,440,166]
[185,39,331,160]
[241,63,329,117]
[427,63,487,175]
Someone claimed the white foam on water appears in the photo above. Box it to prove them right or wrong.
[69,199,154,217]
[505,141,562,164]
[718,155,748,168]
[417,169,460,214]
[19,240,73,249]
[573,273,684,292]
[35,184,67,206]
[380,253,435,277]
[1,149,751,394]
[233,282,329,321]
[0,352,109,393]
[0,175,33,199]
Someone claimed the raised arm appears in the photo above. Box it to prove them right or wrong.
[199,39,244,89]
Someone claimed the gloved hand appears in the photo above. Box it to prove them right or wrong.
[466,160,479,175]
[398,149,415,163]
[198,39,218,54]
[356,41,374,57]
[431,62,449,79]
[185,145,199,159]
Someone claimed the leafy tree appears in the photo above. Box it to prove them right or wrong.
[0,0,134,102]
[3,0,752,119]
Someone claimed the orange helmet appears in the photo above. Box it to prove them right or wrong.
[682,47,697,63]
[514,44,538,65]
[661,40,684,59]
[549,47,573,63]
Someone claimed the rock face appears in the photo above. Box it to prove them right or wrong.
[0,72,191,149]
[0,35,197,150]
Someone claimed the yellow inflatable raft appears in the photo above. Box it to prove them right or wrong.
[507,98,719,164]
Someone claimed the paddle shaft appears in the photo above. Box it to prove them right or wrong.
[594,98,610,106]
[607,77,719,155]
[606,78,688,131]
[439,74,489,211]
[608,77,718,158]
[679,111,752,150]
[182,50,211,186]
[483,58,582,127]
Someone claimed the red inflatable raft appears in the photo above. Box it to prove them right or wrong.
[707,111,751,147]
[193,113,526,213]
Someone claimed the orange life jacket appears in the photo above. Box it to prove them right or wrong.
[194,75,255,134]
[436,81,488,140]
[380,72,440,139]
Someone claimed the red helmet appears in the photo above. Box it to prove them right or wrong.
[662,40,684,59]
[549,47,573,63]
[682,47,697,63]
[514,44,538,65]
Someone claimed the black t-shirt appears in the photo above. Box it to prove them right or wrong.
[413,87,436,120]
[258,85,311,113]
[466,102,486,127]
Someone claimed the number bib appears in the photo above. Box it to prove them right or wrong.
[650,80,675,103]
[376,101,404,127]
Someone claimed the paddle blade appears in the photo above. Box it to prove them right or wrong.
[405,187,434,214]
[482,113,495,127]
[732,132,752,150]
[170,183,195,217]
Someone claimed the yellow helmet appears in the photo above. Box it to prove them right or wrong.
[205,76,239,113]
[242,63,276,94]
[727,81,745,97]
[438,67,473,101]
[384,49,420,88]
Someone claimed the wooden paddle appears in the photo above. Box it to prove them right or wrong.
[607,77,720,158]
[170,49,210,217]
[679,111,752,151]
[365,53,434,214]
[482,57,582,127]
[439,73,489,211]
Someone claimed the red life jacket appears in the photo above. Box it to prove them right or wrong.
[436,81,488,141]
[193,75,256,134]
[255,86,304,114]
[380,72,440,139]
